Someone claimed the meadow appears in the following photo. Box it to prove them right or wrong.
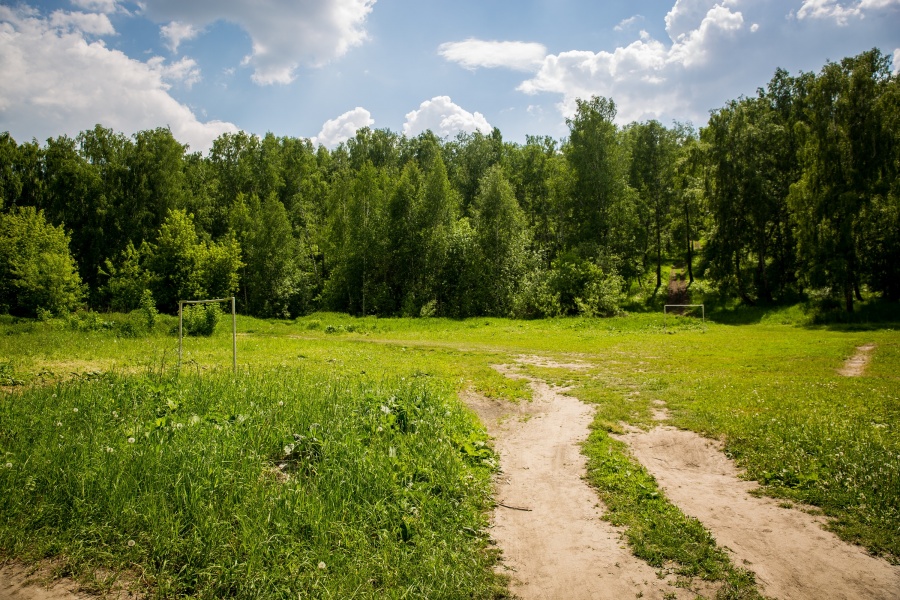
[1,306,898,598]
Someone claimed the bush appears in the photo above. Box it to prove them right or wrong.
[139,290,158,331]
[182,303,221,337]
[0,207,84,317]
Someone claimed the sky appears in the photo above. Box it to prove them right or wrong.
[1,0,899,153]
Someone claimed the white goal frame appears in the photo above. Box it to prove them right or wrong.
[178,297,237,373]
[664,304,705,328]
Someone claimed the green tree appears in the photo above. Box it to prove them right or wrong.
[625,120,678,289]
[471,165,530,315]
[564,96,638,276]
[790,49,894,311]
[145,209,242,312]
[0,207,84,316]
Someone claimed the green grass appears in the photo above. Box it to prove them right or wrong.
[1,305,898,598]
[1,371,504,598]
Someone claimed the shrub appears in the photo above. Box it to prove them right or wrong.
[182,303,221,337]
[139,289,158,331]
[0,207,84,317]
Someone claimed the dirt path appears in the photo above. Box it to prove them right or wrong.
[465,372,711,600]
[838,344,876,377]
[616,422,900,600]
[0,564,88,600]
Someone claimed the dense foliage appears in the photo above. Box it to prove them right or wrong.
[1,49,897,318]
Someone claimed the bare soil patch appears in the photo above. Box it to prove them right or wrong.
[0,560,142,600]
[838,344,876,377]
[0,562,91,600]
[513,354,593,371]
[465,370,713,599]
[616,425,900,600]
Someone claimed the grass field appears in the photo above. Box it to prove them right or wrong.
[1,306,898,598]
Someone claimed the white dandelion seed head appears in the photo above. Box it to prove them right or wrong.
[127,539,135,547]
[56,422,62,427]
[317,561,326,570]
[380,405,390,414]
[73,408,78,413]
[4,462,11,469]
[112,411,118,418]
[127,437,136,444]
[278,401,284,406]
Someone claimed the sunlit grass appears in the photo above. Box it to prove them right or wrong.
[0,370,504,598]
[1,306,898,599]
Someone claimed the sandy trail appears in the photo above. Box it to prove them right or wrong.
[617,425,900,600]
[0,565,88,600]
[838,344,876,377]
[465,373,706,600]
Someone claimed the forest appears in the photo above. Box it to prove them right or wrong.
[1,48,898,320]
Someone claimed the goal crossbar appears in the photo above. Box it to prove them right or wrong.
[664,303,705,327]
[178,297,237,373]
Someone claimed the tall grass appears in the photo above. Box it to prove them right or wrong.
[0,370,504,598]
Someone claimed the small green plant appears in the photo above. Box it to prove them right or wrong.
[139,289,158,332]
[182,303,221,336]
[66,311,114,332]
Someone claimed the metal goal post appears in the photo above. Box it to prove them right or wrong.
[178,297,237,373]
[664,304,705,328]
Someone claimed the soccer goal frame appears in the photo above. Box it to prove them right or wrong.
[178,297,237,373]
[664,304,705,328]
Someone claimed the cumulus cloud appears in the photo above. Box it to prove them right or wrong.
[517,7,746,123]
[140,0,376,85]
[313,107,374,148]
[161,21,198,53]
[48,10,116,35]
[403,96,492,138]
[0,5,237,151]
[438,39,548,72]
[796,0,900,25]
[70,0,123,14]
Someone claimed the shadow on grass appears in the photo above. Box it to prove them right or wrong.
[705,298,900,331]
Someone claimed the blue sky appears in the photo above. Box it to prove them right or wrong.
[1,0,898,152]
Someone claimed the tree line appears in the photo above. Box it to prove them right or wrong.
[1,49,897,319]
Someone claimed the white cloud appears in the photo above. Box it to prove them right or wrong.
[665,0,727,41]
[140,0,376,85]
[894,48,900,74]
[403,96,491,138]
[615,15,645,31]
[438,39,547,72]
[160,21,198,53]
[509,3,751,123]
[796,0,900,25]
[49,10,116,35]
[147,55,202,87]
[0,5,237,151]
[668,4,744,67]
[313,107,374,148]
[70,0,123,14]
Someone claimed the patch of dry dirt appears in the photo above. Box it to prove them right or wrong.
[513,354,593,371]
[838,344,876,377]
[466,372,711,599]
[0,560,142,600]
[0,563,89,600]
[616,425,900,600]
